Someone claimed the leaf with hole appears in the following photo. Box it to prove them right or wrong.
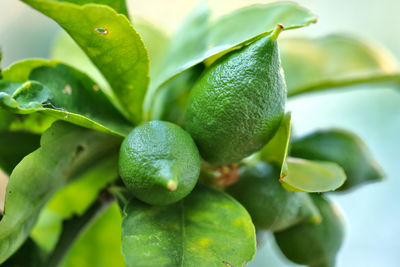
[22,0,149,124]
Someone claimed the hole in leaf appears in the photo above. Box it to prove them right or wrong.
[75,144,86,158]
[94,27,109,35]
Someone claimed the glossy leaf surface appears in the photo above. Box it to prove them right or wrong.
[0,122,120,263]
[151,2,317,94]
[259,113,291,177]
[22,0,149,124]
[121,185,256,267]
[290,129,384,191]
[144,2,210,115]
[282,158,346,192]
[1,62,132,136]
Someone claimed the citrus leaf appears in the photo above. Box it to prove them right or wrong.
[290,129,384,191]
[121,184,256,267]
[133,18,170,81]
[259,112,291,179]
[39,0,130,17]
[0,121,120,263]
[151,65,204,126]
[61,204,125,267]
[282,158,346,192]
[2,59,54,83]
[0,131,41,175]
[281,34,400,97]
[151,2,317,96]
[30,155,119,252]
[144,1,210,115]
[1,62,132,137]
[50,33,112,97]
[22,0,150,124]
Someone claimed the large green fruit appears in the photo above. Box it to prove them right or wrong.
[274,195,345,267]
[185,26,286,165]
[119,120,201,205]
[226,162,320,232]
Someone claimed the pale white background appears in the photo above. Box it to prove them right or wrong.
[1,0,399,266]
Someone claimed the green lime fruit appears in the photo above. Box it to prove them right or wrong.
[274,194,345,267]
[290,129,384,191]
[119,120,201,205]
[185,25,286,165]
[226,162,320,232]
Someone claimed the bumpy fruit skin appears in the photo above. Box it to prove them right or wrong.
[226,162,320,232]
[274,195,345,267]
[185,33,286,165]
[119,120,201,205]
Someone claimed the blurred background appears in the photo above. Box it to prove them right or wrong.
[1,0,399,266]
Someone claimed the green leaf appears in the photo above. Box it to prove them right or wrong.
[61,203,125,267]
[0,50,3,79]
[2,238,44,267]
[133,18,170,81]
[290,129,384,191]
[150,2,317,98]
[0,131,41,175]
[2,59,53,83]
[30,155,119,252]
[22,0,150,124]
[151,64,204,125]
[144,1,210,115]
[0,121,120,263]
[121,184,256,267]
[43,0,129,17]
[259,113,291,178]
[280,34,400,97]
[50,33,112,97]
[1,62,132,137]
[282,158,346,192]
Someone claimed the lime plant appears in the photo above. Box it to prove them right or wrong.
[0,1,398,266]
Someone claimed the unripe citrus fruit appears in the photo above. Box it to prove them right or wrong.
[185,25,286,165]
[226,162,320,231]
[119,120,201,205]
[274,195,345,267]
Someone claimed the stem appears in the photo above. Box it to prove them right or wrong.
[44,190,114,267]
[270,24,284,40]
[288,73,400,97]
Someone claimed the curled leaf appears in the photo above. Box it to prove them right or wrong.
[282,158,346,192]
[290,129,384,191]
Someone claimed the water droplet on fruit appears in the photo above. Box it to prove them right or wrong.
[94,27,108,35]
